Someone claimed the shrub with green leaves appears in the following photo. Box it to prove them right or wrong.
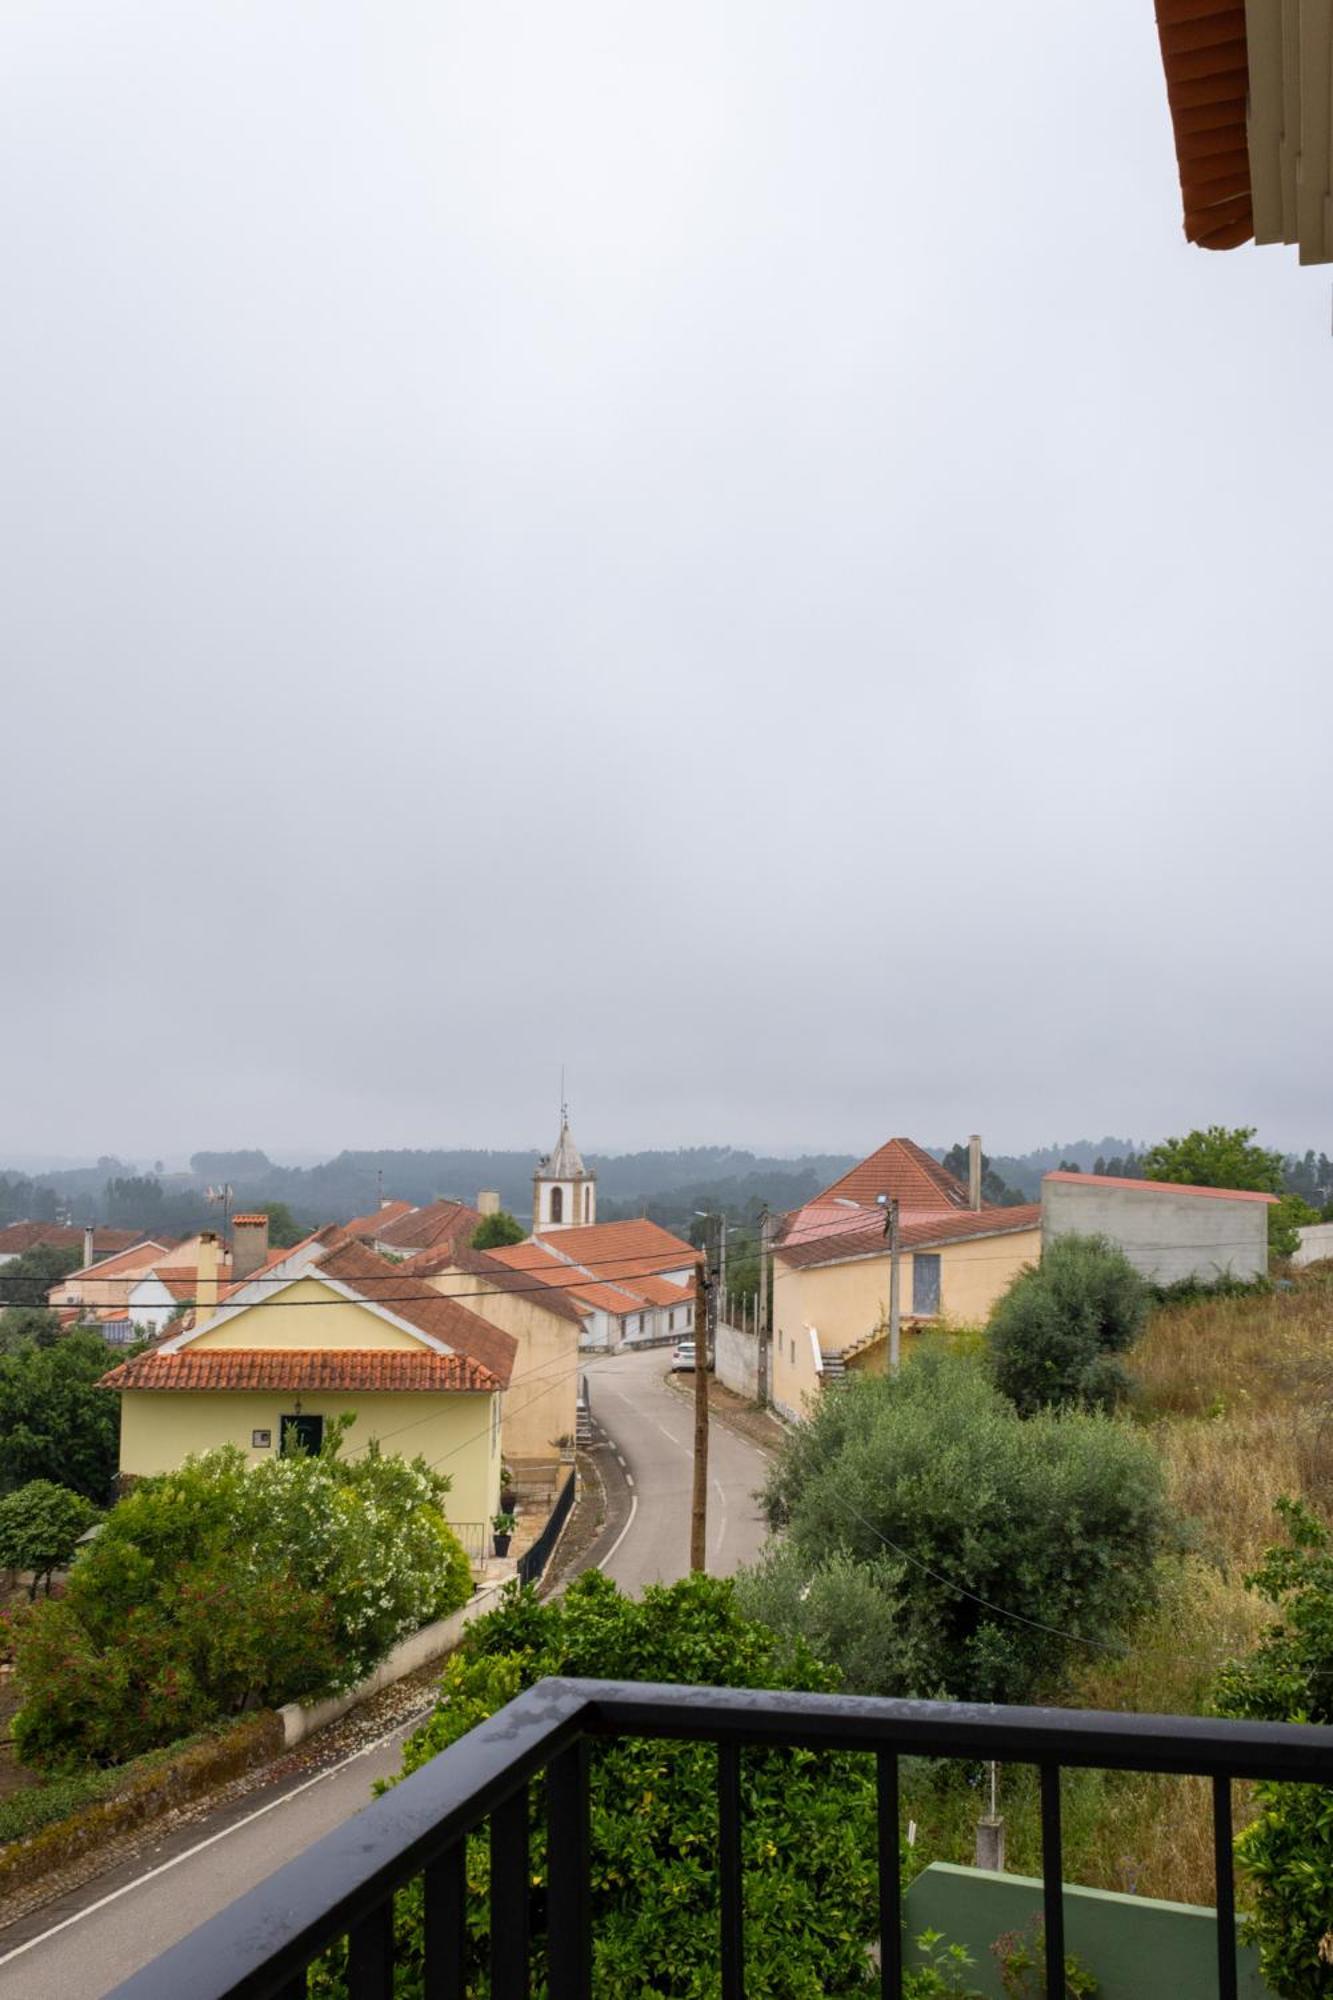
[986,1233,1149,1416]
[0,1480,100,1599]
[745,1351,1170,1705]
[13,1435,472,1770]
[312,1570,892,2000]
[1214,1499,1333,1997]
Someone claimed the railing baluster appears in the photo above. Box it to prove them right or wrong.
[424,1840,467,2000]
[718,1741,744,2000]
[1212,1776,1239,2000]
[491,1785,531,2000]
[877,1751,903,2000]
[347,1897,395,2000]
[1039,1762,1064,1998]
[547,1740,592,1999]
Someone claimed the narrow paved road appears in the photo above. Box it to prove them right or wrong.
[584,1345,770,1588]
[0,1348,772,1998]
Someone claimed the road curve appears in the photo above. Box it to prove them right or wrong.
[583,1344,771,1590]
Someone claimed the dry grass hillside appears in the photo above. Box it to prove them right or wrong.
[909,1272,1333,1906]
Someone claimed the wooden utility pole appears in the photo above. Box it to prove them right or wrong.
[690,1249,713,1573]
[887,1197,902,1373]
[757,1207,772,1405]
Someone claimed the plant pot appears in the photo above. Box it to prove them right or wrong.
[493,1533,512,1557]
[499,1490,517,1514]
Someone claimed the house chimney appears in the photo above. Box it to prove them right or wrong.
[477,1190,500,1218]
[231,1213,270,1282]
[968,1135,983,1212]
[83,1224,96,1270]
[195,1231,220,1326]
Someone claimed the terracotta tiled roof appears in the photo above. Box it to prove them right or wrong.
[0,1224,144,1260]
[150,1266,199,1303]
[777,1204,1041,1271]
[231,1213,269,1227]
[531,1218,696,1279]
[98,1348,501,1393]
[219,1231,326,1299]
[1043,1172,1277,1204]
[1153,0,1253,250]
[310,1239,518,1386]
[372,1200,483,1253]
[622,1272,694,1307]
[340,1200,416,1241]
[807,1139,970,1218]
[58,1238,176,1283]
[400,1243,586,1324]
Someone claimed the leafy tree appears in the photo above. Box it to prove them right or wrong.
[257,1201,305,1248]
[1143,1125,1295,1262]
[746,1351,1170,1706]
[0,1481,100,1599]
[1214,1500,1333,1997]
[470,1210,525,1251]
[103,1175,167,1228]
[13,1436,472,1770]
[0,1174,60,1227]
[1142,1126,1285,1193]
[941,1143,1027,1207]
[0,1242,82,1309]
[311,1571,887,2000]
[986,1233,1149,1416]
[0,1332,120,1501]
[0,1306,63,1354]
[1268,1192,1321,1261]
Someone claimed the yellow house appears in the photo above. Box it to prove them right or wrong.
[401,1243,582,1475]
[99,1232,515,1537]
[770,1138,1040,1420]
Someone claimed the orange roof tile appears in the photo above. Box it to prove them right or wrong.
[0,1224,144,1259]
[1153,0,1253,250]
[808,1139,969,1216]
[61,1238,176,1282]
[372,1200,483,1253]
[98,1348,500,1393]
[622,1272,694,1307]
[310,1239,518,1387]
[777,1204,1041,1271]
[340,1200,416,1240]
[1043,1172,1276,1204]
[532,1219,696,1274]
[400,1243,587,1324]
[231,1213,270,1226]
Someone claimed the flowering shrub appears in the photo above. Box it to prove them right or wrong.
[13,1433,472,1771]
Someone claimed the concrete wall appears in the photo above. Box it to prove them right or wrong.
[905,1863,1270,1999]
[1042,1181,1269,1284]
[116,1387,501,1525]
[715,1318,760,1399]
[1295,1220,1333,1267]
[428,1269,579,1462]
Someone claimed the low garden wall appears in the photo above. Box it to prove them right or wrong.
[904,1862,1272,1999]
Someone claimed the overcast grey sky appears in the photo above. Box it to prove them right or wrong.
[3,2,1330,1163]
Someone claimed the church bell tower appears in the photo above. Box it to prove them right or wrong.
[533,1104,596,1233]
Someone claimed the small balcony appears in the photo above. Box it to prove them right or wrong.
[106,1680,1333,2000]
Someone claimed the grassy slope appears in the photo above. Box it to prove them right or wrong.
[905,1271,1333,1906]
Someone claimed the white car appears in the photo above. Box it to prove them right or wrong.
[670,1340,697,1372]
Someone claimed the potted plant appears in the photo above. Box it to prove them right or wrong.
[492,1511,516,1557]
[499,1464,517,1513]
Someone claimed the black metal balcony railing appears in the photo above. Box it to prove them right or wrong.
[106,1679,1333,2000]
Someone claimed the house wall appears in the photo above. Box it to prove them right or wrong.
[115,1388,501,1525]
[1042,1181,1269,1283]
[189,1280,423,1350]
[771,1230,1041,1419]
[427,1272,578,1463]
